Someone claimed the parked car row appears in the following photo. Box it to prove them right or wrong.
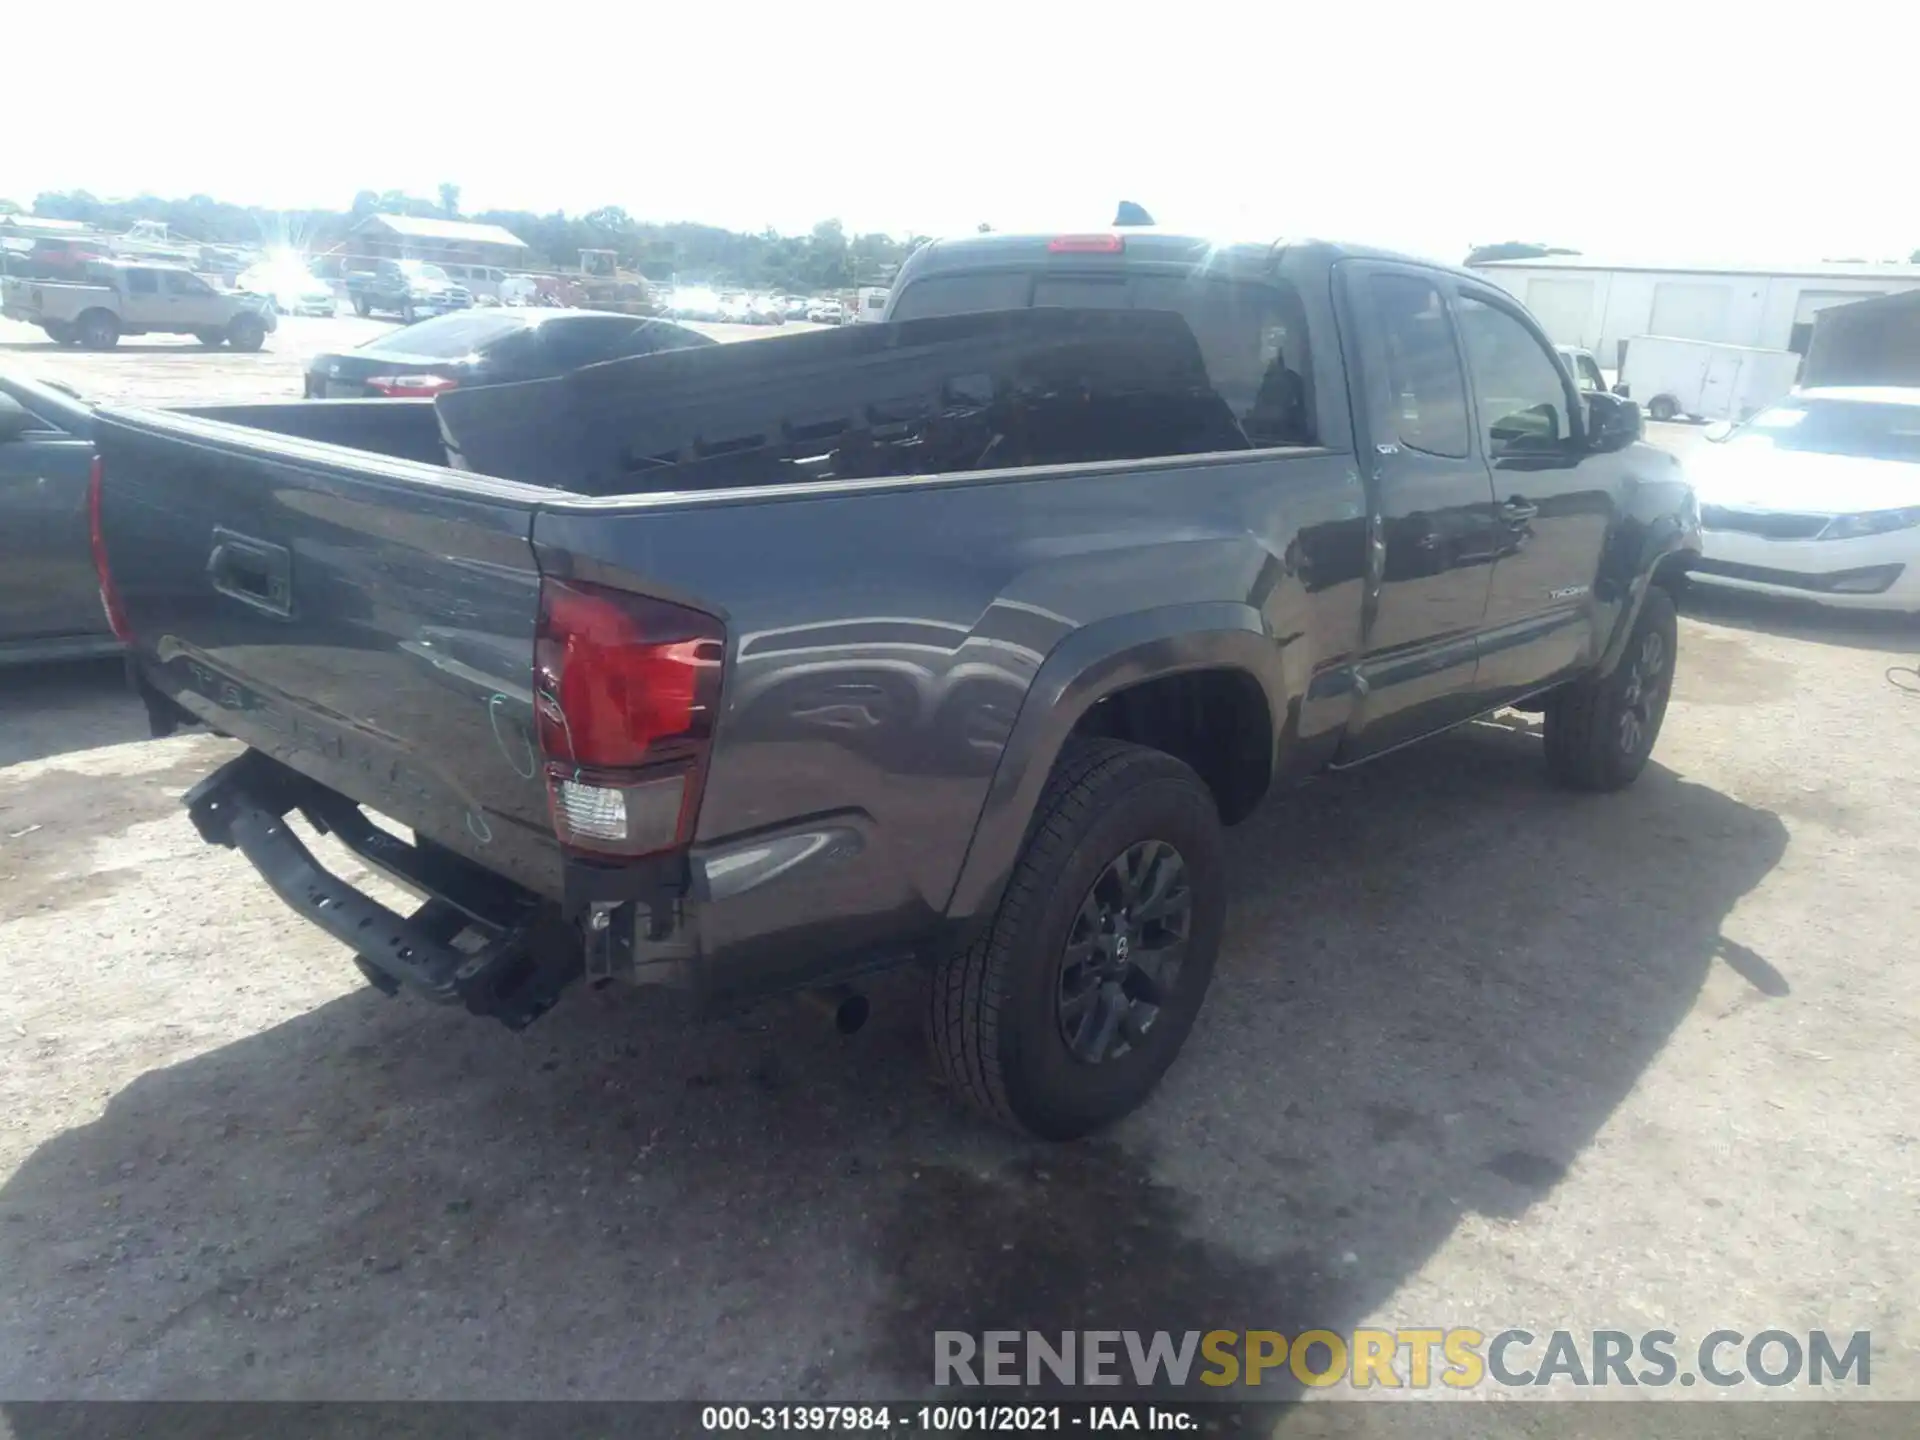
[663,290,855,325]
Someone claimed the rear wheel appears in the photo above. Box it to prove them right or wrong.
[352,294,371,317]
[1543,585,1677,791]
[927,739,1226,1139]
[75,310,119,350]
[227,314,267,353]
[1647,395,1678,423]
[401,299,416,324]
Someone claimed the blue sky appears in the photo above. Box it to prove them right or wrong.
[17,1,1912,266]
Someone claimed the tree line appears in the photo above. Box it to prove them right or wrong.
[2,189,928,292]
[11,198,1920,273]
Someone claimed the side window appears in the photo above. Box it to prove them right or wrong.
[162,271,211,297]
[542,318,638,370]
[618,321,714,359]
[1369,274,1471,459]
[1576,355,1606,393]
[1457,295,1572,455]
[124,269,159,296]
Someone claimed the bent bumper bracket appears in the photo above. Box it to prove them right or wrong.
[184,750,573,1028]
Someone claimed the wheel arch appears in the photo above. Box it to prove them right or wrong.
[1595,506,1699,677]
[944,603,1289,923]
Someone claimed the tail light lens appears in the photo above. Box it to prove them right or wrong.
[534,577,725,859]
[366,373,460,397]
[87,456,133,642]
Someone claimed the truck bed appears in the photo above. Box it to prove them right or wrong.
[0,276,113,321]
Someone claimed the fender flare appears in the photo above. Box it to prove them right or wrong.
[1596,512,1699,676]
[943,602,1288,922]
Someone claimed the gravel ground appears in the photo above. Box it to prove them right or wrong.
[1,334,1917,1408]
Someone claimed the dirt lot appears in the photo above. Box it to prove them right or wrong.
[2,329,1918,1406]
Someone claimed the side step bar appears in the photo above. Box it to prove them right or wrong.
[184,750,577,1028]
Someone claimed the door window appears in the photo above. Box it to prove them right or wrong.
[1457,295,1573,456]
[124,269,159,295]
[162,271,213,297]
[1370,275,1471,458]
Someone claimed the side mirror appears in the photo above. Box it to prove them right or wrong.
[1703,420,1736,443]
[1586,391,1643,451]
[0,393,37,443]
[1611,382,1630,397]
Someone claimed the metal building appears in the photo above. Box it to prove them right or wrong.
[1467,256,1920,370]
[344,214,531,269]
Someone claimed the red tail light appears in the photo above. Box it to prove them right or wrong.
[1047,234,1125,254]
[366,373,460,397]
[87,456,134,642]
[533,578,725,859]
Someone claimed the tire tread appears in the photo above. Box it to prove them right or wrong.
[1544,585,1677,791]
[927,739,1195,1132]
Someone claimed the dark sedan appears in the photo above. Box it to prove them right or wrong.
[0,370,117,664]
[303,308,716,399]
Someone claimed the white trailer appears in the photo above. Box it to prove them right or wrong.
[1617,336,1802,423]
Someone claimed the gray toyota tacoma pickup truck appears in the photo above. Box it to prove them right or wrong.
[92,231,1699,1138]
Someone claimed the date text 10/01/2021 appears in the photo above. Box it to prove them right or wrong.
[700,1405,1197,1431]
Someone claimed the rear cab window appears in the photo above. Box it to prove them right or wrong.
[887,264,1314,451]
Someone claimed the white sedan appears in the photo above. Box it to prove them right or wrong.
[1686,386,1920,613]
[235,261,335,318]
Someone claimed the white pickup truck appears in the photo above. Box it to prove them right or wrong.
[1,260,277,351]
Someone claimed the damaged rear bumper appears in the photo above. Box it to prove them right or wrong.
[183,749,577,1028]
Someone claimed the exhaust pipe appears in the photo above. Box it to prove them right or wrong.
[802,984,869,1035]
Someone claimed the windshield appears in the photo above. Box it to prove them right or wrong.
[401,262,451,282]
[357,311,526,358]
[1736,398,1920,462]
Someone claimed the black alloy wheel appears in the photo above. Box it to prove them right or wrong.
[1056,839,1192,1064]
